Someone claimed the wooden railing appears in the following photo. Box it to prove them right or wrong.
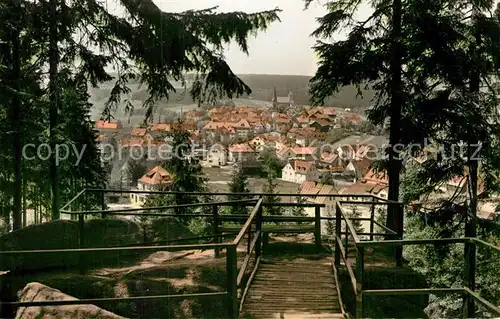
[4,189,499,319]
[332,200,500,318]
[0,190,330,319]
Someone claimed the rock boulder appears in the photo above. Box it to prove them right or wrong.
[14,282,127,319]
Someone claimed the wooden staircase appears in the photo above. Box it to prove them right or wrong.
[239,258,344,319]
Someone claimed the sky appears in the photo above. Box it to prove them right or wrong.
[156,0,328,76]
[106,0,334,76]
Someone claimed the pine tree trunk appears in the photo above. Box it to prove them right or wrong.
[386,0,403,231]
[463,8,480,317]
[49,0,60,221]
[22,166,27,227]
[10,1,22,231]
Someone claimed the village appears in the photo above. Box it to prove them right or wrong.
[94,91,497,222]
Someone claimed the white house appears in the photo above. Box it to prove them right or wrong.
[206,143,227,166]
[250,136,268,152]
[281,160,319,184]
[130,165,174,206]
[232,119,253,139]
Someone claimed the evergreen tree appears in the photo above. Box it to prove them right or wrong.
[292,194,307,217]
[227,164,250,215]
[126,158,147,187]
[263,160,280,216]
[0,0,280,228]
[146,124,207,218]
[305,0,404,230]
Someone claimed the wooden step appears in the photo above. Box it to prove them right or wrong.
[257,267,332,274]
[246,294,338,301]
[239,311,344,319]
[258,266,331,271]
[252,278,335,285]
[254,274,332,281]
[244,295,338,301]
[241,257,343,319]
[261,260,331,265]
[243,306,340,312]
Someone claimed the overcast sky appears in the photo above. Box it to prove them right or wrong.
[156,0,328,76]
[105,0,328,75]
[106,0,372,75]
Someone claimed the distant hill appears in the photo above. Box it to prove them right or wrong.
[89,74,374,124]
[236,74,375,112]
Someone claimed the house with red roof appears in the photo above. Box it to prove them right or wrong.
[95,120,122,130]
[282,160,319,184]
[228,143,257,163]
[130,165,174,206]
[344,158,373,181]
[151,123,172,132]
[294,115,310,128]
[298,180,337,226]
[131,128,147,137]
[277,146,317,161]
[339,168,388,199]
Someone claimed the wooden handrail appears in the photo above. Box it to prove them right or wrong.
[233,199,263,245]
[86,188,379,198]
[237,230,261,287]
[336,234,357,294]
[471,237,500,253]
[60,190,86,211]
[0,243,229,255]
[321,216,372,221]
[61,199,258,214]
[372,220,398,235]
[339,200,400,206]
[239,256,261,314]
[362,287,465,296]
[337,203,360,244]
[358,237,469,248]
[331,259,350,318]
[220,215,315,222]
[463,287,500,316]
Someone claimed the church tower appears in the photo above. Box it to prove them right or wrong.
[272,86,278,109]
[288,90,295,105]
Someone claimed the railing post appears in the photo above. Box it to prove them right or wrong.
[355,246,365,318]
[463,238,476,318]
[78,213,85,275]
[256,197,263,258]
[314,205,321,250]
[395,203,404,267]
[100,190,106,219]
[345,220,349,260]
[335,202,341,267]
[370,197,375,241]
[226,245,238,319]
[212,205,220,258]
[247,225,252,255]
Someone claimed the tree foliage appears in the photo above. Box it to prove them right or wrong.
[262,159,280,216]
[0,0,280,230]
[404,211,500,318]
[227,164,251,215]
